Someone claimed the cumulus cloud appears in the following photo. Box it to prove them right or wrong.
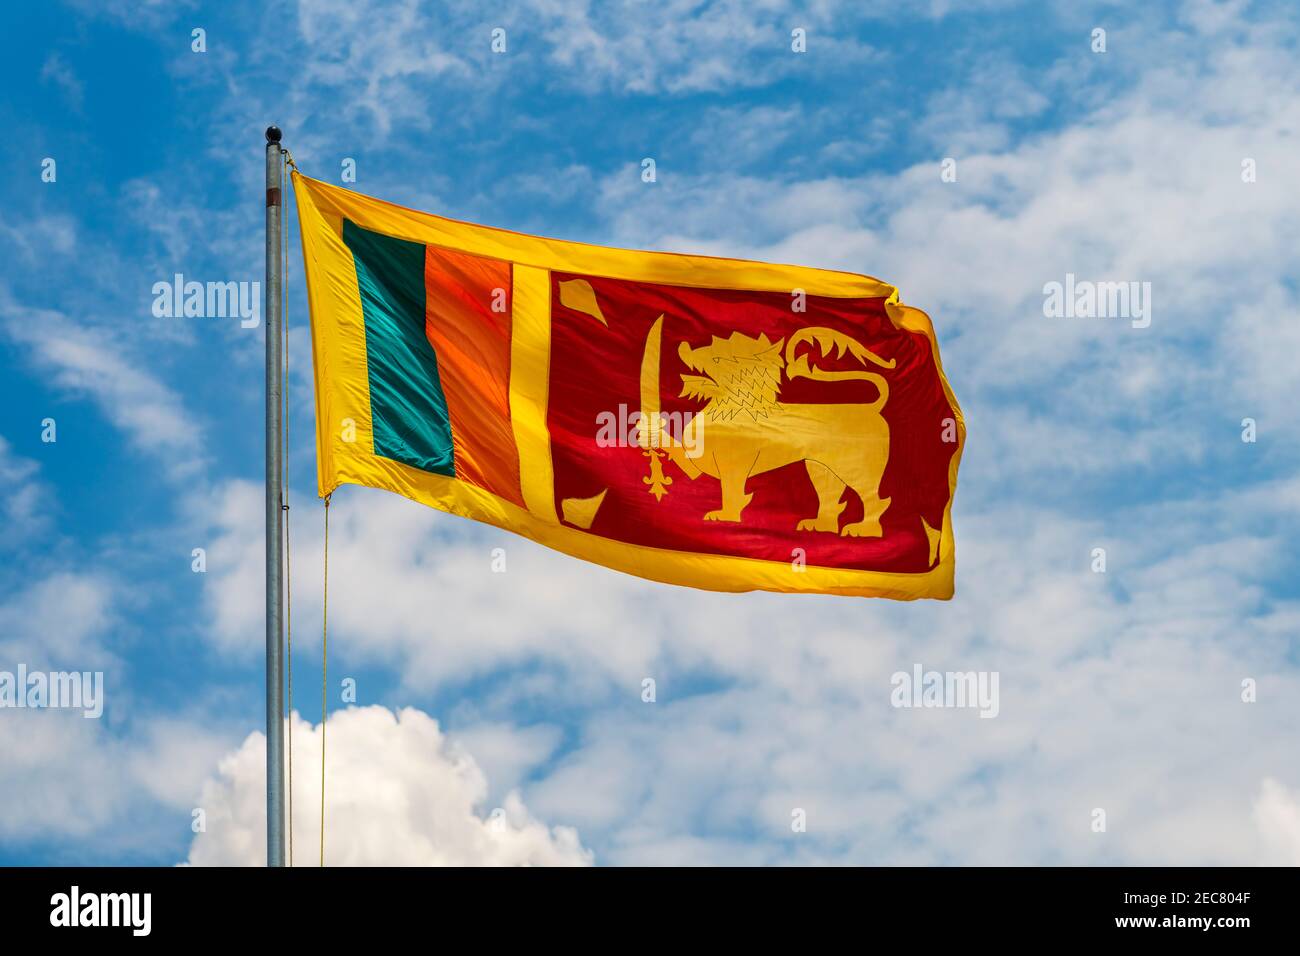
[185,706,592,866]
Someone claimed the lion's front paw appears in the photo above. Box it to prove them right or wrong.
[840,519,883,538]
[704,509,741,522]
[796,516,839,533]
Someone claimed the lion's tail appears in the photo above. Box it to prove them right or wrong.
[785,327,894,409]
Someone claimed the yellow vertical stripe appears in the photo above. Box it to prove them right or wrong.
[294,178,375,497]
[509,265,557,522]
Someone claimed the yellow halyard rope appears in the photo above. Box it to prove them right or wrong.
[321,493,331,866]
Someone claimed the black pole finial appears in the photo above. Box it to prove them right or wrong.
[266,126,282,144]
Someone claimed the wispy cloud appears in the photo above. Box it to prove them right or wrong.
[40,52,85,111]
[0,437,51,551]
[0,290,206,482]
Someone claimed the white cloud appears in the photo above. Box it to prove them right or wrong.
[0,572,116,670]
[226,0,889,152]
[185,706,592,866]
[289,0,473,139]
[0,436,50,551]
[1252,778,1300,865]
[64,0,197,30]
[0,562,241,853]
[0,708,132,841]
[200,479,667,683]
[189,468,1300,864]
[916,59,1051,153]
[447,721,565,807]
[198,479,265,653]
[128,720,236,811]
[0,706,238,851]
[523,0,878,95]
[40,52,84,111]
[581,15,1300,505]
[0,212,76,264]
[0,291,206,481]
[517,510,1300,865]
[24,0,1300,868]
[688,106,802,162]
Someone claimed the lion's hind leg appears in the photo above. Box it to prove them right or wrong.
[840,476,890,538]
[840,503,890,537]
[796,460,848,533]
[833,438,890,538]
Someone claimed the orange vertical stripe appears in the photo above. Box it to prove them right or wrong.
[423,246,524,508]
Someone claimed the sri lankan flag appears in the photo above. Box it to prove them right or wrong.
[294,173,965,600]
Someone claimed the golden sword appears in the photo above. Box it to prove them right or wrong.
[639,314,672,501]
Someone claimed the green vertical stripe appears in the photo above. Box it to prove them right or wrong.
[343,219,455,477]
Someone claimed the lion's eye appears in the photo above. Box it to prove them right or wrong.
[712,357,719,363]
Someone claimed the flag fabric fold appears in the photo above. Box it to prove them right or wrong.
[293,172,964,599]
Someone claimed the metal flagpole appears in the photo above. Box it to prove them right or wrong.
[264,125,286,867]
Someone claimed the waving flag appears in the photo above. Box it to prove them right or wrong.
[294,173,964,599]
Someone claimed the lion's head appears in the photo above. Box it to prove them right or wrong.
[678,331,784,420]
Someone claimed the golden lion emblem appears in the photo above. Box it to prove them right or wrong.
[657,327,895,537]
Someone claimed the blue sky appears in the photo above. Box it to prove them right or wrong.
[2,0,1299,865]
